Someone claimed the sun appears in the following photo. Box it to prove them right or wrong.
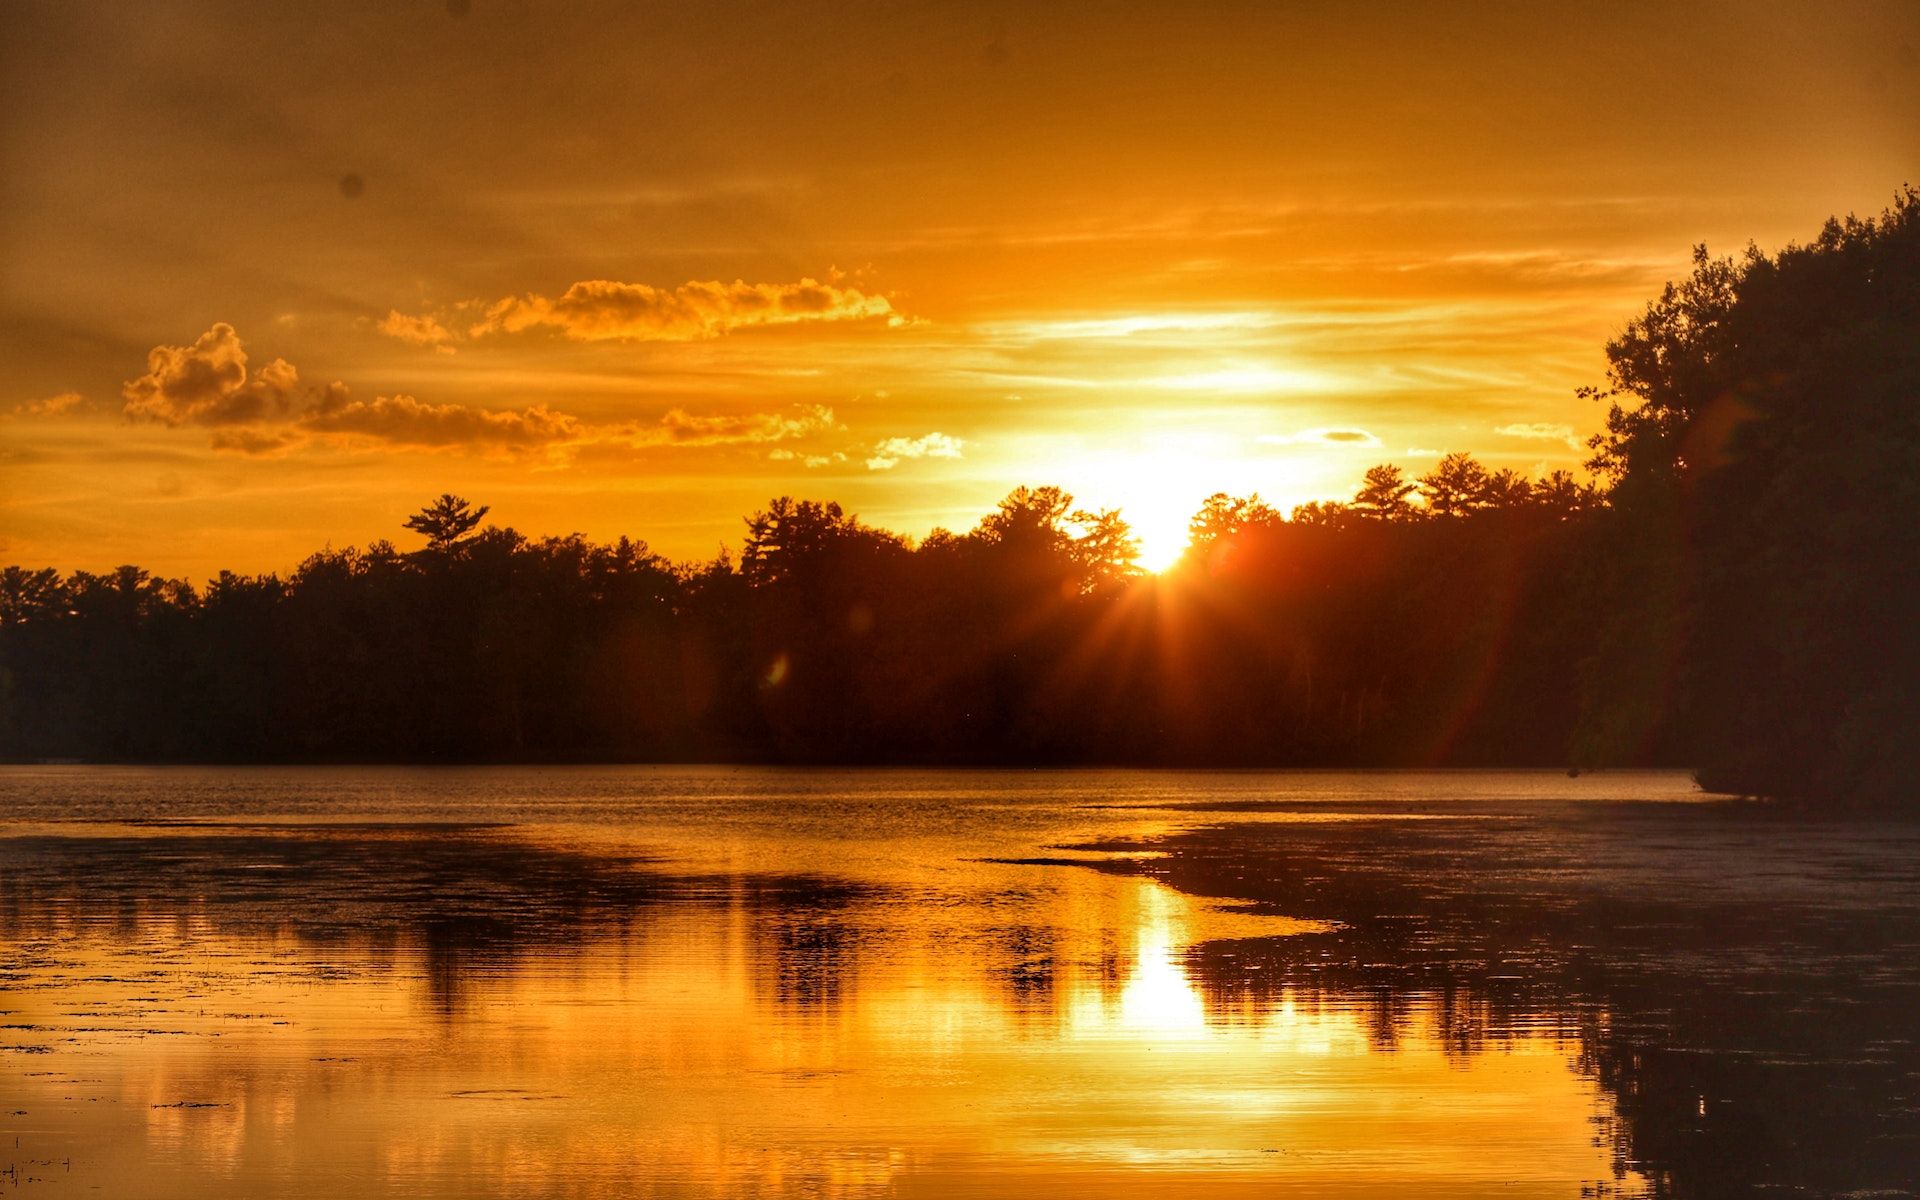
[1057,435,1306,574]
[1003,421,1341,575]
[1132,508,1194,573]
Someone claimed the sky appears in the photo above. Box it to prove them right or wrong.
[3,1,1916,576]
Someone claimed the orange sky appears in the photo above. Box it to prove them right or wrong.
[3,1,1916,575]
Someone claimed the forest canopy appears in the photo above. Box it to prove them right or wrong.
[0,458,1604,772]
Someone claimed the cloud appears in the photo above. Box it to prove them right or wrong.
[1495,422,1581,449]
[303,393,587,450]
[1257,427,1382,448]
[208,427,304,456]
[982,312,1284,342]
[246,396,835,459]
[865,431,965,471]
[377,309,455,351]
[652,405,838,446]
[462,275,899,342]
[121,323,299,426]
[121,324,841,461]
[8,391,84,418]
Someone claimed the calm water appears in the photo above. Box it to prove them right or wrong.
[2,768,1917,1198]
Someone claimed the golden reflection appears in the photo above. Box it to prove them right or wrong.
[1115,883,1208,1035]
[0,822,1647,1198]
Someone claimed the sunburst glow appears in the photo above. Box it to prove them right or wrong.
[1034,434,1328,572]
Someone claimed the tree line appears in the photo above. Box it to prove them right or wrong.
[0,463,1607,771]
[3,191,1915,806]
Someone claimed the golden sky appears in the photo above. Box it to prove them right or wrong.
[3,1,1916,575]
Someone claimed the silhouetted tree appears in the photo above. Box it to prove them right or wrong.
[741,498,905,588]
[1353,464,1417,520]
[1068,508,1141,590]
[1576,188,1920,806]
[1187,492,1284,557]
[1532,470,1598,516]
[0,566,65,625]
[1288,500,1356,527]
[1482,467,1533,509]
[406,493,490,556]
[1419,452,1491,516]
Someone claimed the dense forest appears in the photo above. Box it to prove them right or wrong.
[3,193,1916,806]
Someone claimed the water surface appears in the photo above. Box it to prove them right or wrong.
[3,768,1916,1197]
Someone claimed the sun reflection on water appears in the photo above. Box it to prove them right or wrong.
[0,793,1652,1199]
[1115,883,1209,1036]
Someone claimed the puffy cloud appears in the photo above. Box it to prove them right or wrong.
[8,391,84,418]
[195,395,837,459]
[468,276,899,342]
[119,323,840,461]
[376,309,455,351]
[122,323,299,426]
[866,431,964,471]
[1495,422,1581,449]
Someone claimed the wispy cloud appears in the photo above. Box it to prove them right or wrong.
[1145,366,1340,395]
[8,391,85,418]
[978,312,1283,342]
[655,406,839,447]
[1257,427,1382,448]
[1495,422,1581,449]
[303,394,585,451]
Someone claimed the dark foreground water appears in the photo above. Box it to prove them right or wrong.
[1,768,1916,1198]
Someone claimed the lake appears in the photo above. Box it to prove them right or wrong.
[2,767,1917,1197]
